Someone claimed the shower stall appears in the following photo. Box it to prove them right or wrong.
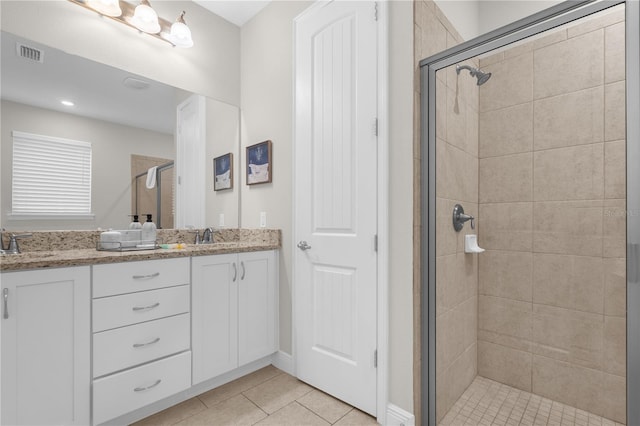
[419,1,639,425]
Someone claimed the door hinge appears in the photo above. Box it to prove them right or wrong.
[374,349,378,368]
[373,118,378,137]
[374,234,378,252]
[374,2,378,21]
[177,176,182,185]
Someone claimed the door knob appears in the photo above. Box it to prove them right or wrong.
[297,241,312,251]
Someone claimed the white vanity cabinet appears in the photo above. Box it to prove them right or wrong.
[91,257,191,425]
[1,266,91,426]
[192,250,277,384]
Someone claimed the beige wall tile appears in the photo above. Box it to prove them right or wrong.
[605,22,625,84]
[533,87,604,151]
[478,341,532,391]
[479,250,532,302]
[532,304,603,370]
[533,201,604,257]
[420,9,447,60]
[533,254,604,314]
[479,103,533,158]
[604,258,626,317]
[479,52,504,68]
[479,202,533,252]
[446,87,467,152]
[604,140,626,199]
[602,374,626,424]
[571,363,606,418]
[603,316,626,377]
[479,53,533,112]
[604,199,626,258]
[566,5,625,39]
[479,295,532,351]
[479,153,533,203]
[455,203,479,254]
[534,30,604,99]
[437,344,478,422]
[532,28,568,50]
[503,40,533,60]
[436,141,478,203]
[533,144,604,201]
[604,81,625,142]
[436,254,457,316]
[436,197,458,256]
[532,356,577,408]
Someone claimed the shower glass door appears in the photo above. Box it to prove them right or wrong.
[423,2,634,425]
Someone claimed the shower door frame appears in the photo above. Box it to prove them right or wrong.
[419,1,640,425]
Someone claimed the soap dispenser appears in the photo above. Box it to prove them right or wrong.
[129,214,143,229]
[141,214,157,243]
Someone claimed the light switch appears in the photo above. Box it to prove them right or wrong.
[219,213,225,227]
[260,212,267,228]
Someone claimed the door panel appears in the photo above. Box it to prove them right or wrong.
[294,0,378,416]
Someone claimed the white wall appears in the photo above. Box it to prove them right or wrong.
[388,0,415,414]
[206,99,240,228]
[478,1,562,35]
[1,100,174,230]
[240,0,312,356]
[434,0,480,41]
[0,1,240,106]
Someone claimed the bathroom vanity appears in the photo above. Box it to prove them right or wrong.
[0,229,280,425]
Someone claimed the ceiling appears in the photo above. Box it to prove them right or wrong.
[193,0,271,27]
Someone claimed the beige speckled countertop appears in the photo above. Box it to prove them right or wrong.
[0,229,280,272]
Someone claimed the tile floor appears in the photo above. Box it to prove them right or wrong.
[132,366,378,426]
[439,376,625,426]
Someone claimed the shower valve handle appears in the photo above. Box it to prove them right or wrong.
[452,204,475,231]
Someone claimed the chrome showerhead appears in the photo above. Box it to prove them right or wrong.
[456,64,492,86]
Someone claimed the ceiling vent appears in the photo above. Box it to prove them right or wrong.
[16,43,44,63]
[123,77,151,90]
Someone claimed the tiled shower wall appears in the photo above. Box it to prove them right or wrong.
[413,1,482,422]
[477,7,626,424]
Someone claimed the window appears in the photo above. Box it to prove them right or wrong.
[11,131,93,218]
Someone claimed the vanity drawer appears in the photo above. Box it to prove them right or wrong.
[93,257,190,298]
[93,351,191,425]
[93,313,190,378]
[93,285,190,332]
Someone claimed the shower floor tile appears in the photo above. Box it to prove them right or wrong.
[439,376,625,426]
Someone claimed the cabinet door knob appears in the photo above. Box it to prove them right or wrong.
[3,288,8,319]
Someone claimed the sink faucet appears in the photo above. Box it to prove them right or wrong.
[5,233,32,254]
[202,227,215,244]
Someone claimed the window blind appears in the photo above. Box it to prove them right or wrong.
[11,131,92,216]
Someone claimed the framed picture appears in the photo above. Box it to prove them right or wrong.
[246,140,272,185]
[213,152,233,191]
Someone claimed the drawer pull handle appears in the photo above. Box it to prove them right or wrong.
[133,337,160,348]
[133,379,162,392]
[132,272,160,280]
[3,288,8,319]
[132,302,160,312]
[240,261,246,280]
[232,263,237,282]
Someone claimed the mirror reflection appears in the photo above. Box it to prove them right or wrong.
[1,31,239,231]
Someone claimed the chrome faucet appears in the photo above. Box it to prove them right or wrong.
[5,233,32,254]
[202,227,215,244]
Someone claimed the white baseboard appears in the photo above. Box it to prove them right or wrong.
[386,403,415,426]
[271,350,294,375]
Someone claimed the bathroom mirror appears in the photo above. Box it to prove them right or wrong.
[0,31,240,231]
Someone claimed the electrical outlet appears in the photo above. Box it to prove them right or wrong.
[218,213,225,227]
[260,212,267,228]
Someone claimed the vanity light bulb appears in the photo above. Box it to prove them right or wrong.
[131,0,161,34]
[168,11,193,48]
[86,0,122,17]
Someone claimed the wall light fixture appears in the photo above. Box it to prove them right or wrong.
[68,0,194,48]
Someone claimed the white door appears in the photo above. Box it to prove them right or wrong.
[294,0,378,416]
[175,95,206,228]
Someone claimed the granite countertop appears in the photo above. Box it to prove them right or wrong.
[0,229,281,272]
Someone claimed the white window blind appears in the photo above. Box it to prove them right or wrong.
[11,131,92,217]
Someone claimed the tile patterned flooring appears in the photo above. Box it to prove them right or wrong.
[439,377,625,426]
[131,366,378,426]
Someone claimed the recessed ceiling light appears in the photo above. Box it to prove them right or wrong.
[60,100,75,107]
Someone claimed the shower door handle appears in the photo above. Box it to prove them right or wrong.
[629,243,640,284]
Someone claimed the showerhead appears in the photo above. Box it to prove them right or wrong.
[456,64,492,86]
